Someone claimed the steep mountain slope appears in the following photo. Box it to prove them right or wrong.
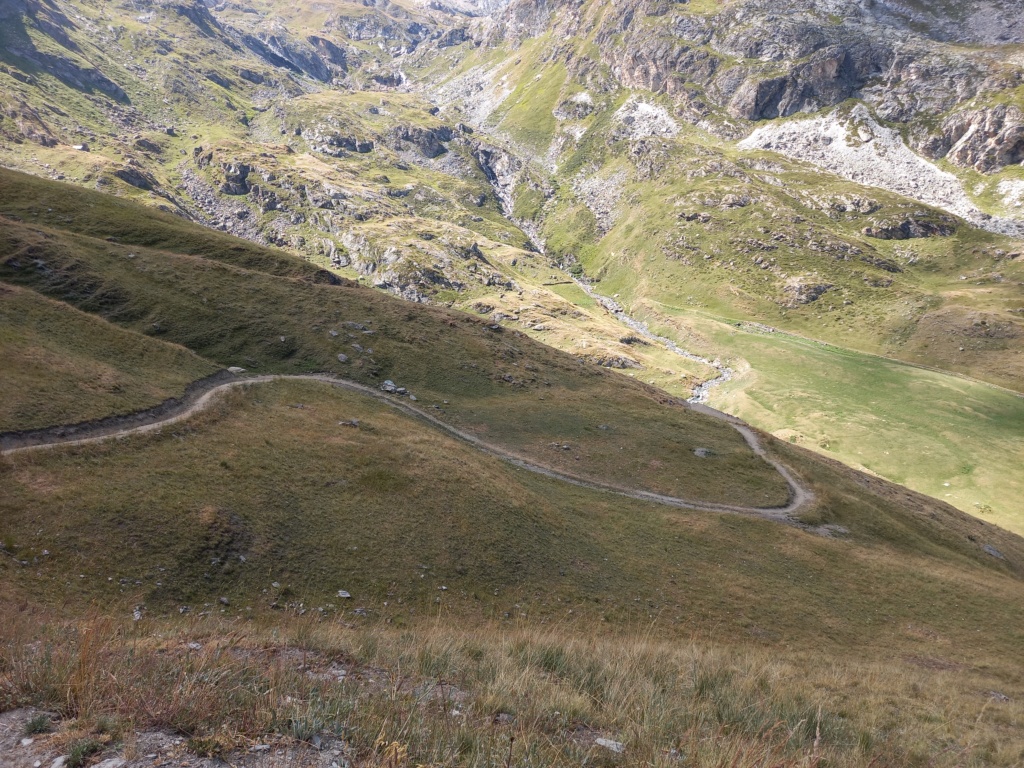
[1,137,1023,767]
[0,3,1022,520]
[2,173,1024,766]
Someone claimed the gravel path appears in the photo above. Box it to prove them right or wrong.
[1,374,815,523]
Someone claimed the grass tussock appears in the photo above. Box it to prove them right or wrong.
[2,608,1022,767]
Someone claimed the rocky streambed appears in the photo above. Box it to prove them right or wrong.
[574,280,733,404]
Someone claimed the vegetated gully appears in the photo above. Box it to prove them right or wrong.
[573,279,733,404]
[1,373,815,526]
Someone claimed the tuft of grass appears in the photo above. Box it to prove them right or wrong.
[23,712,53,735]
[67,739,103,768]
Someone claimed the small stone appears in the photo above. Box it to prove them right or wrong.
[228,366,246,374]
[21,738,34,747]
[187,642,203,650]
[219,596,229,605]
[983,544,1005,559]
[51,759,66,768]
[694,447,715,458]
[280,336,287,343]
[595,738,625,754]
[493,712,515,725]
[329,330,339,337]
[409,394,417,401]
[95,759,125,768]
[272,582,280,588]
[338,590,351,598]
[337,354,349,363]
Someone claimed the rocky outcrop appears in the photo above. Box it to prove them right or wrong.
[862,213,957,241]
[485,0,1004,137]
[309,131,375,157]
[219,163,251,195]
[240,33,345,82]
[307,36,348,72]
[869,0,1024,44]
[725,43,884,120]
[114,166,158,191]
[472,141,526,214]
[783,279,832,307]
[172,1,224,39]
[920,106,1024,174]
[738,105,1024,236]
[386,125,455,159]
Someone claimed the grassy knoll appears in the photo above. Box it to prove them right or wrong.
[0,282,217,431]
[1,379,1020,636]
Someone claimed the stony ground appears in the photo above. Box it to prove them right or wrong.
[0,709,351,768]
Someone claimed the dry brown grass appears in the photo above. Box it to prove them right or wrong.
[2,605,1022,767]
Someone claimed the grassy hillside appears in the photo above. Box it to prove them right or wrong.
[695,313,1024,534]
[1,170,1023,766]
[2,379,1024,766]
[2,0,1022,540]
[0,282,217,430]
[3,376,1021,626]
[0,168,789,506]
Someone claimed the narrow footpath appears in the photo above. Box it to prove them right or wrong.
[1,373,816,525]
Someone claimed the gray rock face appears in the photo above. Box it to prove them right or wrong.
[725,42,885,120]
[784,281,832,307]
[869,0,1024,44]
[114,166,157,191]
[220,163,251,195]
[241,34,334,81]
[489,0,1007,144]
[0,0,25,19]
[932,106,1024,173]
